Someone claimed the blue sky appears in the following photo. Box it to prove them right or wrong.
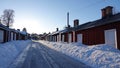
[0,0,120,34]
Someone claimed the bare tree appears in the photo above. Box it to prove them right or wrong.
[1,9,14,27]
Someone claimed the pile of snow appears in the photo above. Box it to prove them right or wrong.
[40,41,120,68]
[0,40,31,68]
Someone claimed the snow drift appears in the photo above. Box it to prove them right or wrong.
[40,41,120,68]
[0,40,31,68]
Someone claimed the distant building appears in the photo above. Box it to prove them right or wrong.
[0,23,28,43]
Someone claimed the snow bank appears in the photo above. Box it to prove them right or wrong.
[40,41,120,68]
[0,40,31,68]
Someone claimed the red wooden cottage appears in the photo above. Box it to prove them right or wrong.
[74,6,120,49]
[47,6,120,50]
[0,23,28,43]
[0,24,9,43]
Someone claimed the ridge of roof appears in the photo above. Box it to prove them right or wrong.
[74,13,120,31]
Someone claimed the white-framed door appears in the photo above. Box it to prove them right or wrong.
[53,36,56,42]
[0,30,4,43]
[11,32,14,41]
[105,29,117,48]
[57,35,59,42]
[59,34,61,42]
[77,34,82,43]
[62,35,64,42]
[14,34,16,40]
[68,33,72,43]
[73,31,75,42]
[55,36,57,42]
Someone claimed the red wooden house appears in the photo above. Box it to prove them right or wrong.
[48,6,120,50]
[74,6,120,49]
[0,24,9,43]
[0,23,28,43]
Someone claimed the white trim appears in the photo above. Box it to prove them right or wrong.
[68,33,72,43]
[57,35,59,42]
[0,30,4,43]
[11,32,14,41]
[73,31,75,42]
[62,34,65,42]
[104,29,117,48]
[59,33,61,42]
[77,34,82,43]
[14,33,16,40]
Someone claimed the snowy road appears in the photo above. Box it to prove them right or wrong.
[9,41,90,68]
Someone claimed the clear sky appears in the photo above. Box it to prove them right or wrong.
[0,0,120,34]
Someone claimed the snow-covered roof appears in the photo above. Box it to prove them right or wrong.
[60,27,74,33]
[49,13,120,36]
[52,13,120,35]
[0,24,9,30]
[20,31,27,35]
[51,27,74,35]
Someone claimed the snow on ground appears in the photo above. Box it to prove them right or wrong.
[0,40,31,68]
[39,41,120,68]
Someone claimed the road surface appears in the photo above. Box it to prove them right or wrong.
[9,41,91,68]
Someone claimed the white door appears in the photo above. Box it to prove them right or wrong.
[53,36,55,42]
[73,31,75,42]
[59,34,61,42]
[105,29,117,48]
[68,34,72,43]
[77,34,82,43]
[0,30,4,43]
[11,32,14,41]
[55,36,56,42]
[62,35,64,42]
[14,34,16,40]
[57,35,59,42]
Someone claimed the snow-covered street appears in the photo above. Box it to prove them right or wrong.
[1,40,120,68]
[9,41,90,68]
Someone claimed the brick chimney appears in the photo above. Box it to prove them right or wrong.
[101,6,113,18]
[74,19,79,27]
[17,29,20,31]
[106,6,113,16]
[56,28,59,31]
[101,8,106,18]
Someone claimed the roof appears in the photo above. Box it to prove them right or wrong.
[74,13,120,31]
[20,31,27,35]
[51,27,74,35]
[51,13,120,35]
[0,24,9,30]
[60,27,74,33]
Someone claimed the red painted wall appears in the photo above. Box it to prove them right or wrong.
[75,21,120,49]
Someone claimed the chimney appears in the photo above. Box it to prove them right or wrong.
[106,6,113,16]
[101,6,113,18]
[56,28,59,31]
[67,12,71,28]
[17,29,20,31]
[74,19,79,27]
[101,8,106,18]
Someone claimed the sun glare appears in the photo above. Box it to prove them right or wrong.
[13,18,41,34]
